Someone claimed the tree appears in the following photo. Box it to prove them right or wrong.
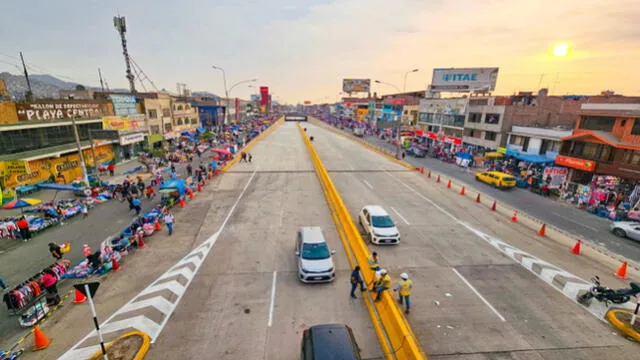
[75,84,86,91]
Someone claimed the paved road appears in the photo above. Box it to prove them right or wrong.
[306,121,637,359]
[331,126,640,262]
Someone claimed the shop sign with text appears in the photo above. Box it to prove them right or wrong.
[102,116,146,131]
[16,101,109,121]
[119,133,145,145]
[555,155,596,172]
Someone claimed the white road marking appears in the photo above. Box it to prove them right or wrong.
[363,179,374,190]
[452,268,506,322]
[551,212,599,232]
[59,168,260,359]
[268,271,277,327]
[390,206,410,225]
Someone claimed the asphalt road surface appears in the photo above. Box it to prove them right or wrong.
[336,127,640,263]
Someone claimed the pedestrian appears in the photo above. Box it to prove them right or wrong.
[248,153,253,162]
[170,164,176,173]
[107,162,115,176]
[81,202,89,218]
[40,269,60,305]
[0,275,7,290]
[394,273,413,313]
[187,164,193,176]
[401,151,406,160]
[171,171,178,180]
[240,152,246,162]
[374,269,391,302]
[368,252,380,272]
[83,244,92,259]
[164,211,175,235]
[48,242,63,260]
[350,266,366,298]
[16,216,30,241]
[132,196,142,215]
[137,179,145,193]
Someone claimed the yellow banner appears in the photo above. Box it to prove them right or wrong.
[102,116,146,131]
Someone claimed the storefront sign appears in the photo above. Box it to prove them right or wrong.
[2,160,30,175]
[16,101,109,121]
[110,95,138,116]
[543,167,569,188]
[555,154,596,172]
[102,116,146,131]
[431,67,499,92]
[424,132,438,140]
[119,133,145,145]
[442,135,462,145]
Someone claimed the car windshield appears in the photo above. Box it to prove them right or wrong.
[502,176,515,181]
[302,243,330,260]
[372,216,394,228]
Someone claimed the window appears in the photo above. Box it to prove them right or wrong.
[485,113,500,124]
[469,99,488,106]
[148,109,158,119]
[301,243,330,260]
[191,118,198,124]
[468,112,482,123]
[177,105,183,111]
[185,105,190,110]
[484,131,497,141]
[580,116,615,131]
[632,119,640,135]
[162,108,171,117]
[164,123,172,132]
[371,216,394,228]
[0,123,102,155]
[176,118,183,125]
[150,125,160,134]
[622,150,640,165]
[540,139,561,154]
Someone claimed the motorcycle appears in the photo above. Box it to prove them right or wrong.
[0,348,24,360]
[577,276,640,306]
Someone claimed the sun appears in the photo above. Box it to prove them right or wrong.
[553,43,570,57]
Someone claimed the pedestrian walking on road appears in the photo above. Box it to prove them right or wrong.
[248,153,253,162]
[164,212,175,235]
[375,269,391,302]
[107,163,116,176]
[240,152,247,162]
[81,202,89,218]
[16,216,30,241]
[394,273,413,313]
[49,242,63,260]
[132,197,142,215]
[350,266,366,298]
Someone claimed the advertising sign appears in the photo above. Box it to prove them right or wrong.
[431,68,499,92]
[554,155,596,172]
[198,106,224,128]
[119,133,145,145]
[250,94,260,102]
[419,98,468,115]
[102,116,146,131]
[110,95,138,116]
[342,79,371,93]
[442,135,463,145]
[260,86,269,106]
[16,101,109,121]
[543,167,569,188]
[390,99,406,105]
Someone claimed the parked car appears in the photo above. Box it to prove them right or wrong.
[301,324,361,360]
[407,146,426,158]
[358,205,400,245]
[352,128,364,137]
[610,221,640,241]
[475,171,516,189]
[296,227,336,283]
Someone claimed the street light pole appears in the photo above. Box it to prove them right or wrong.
[228,79,257,123]
[212,65,229,131]
[403,68,419,92]
[375,80,403,159]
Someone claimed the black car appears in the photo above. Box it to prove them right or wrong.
[301,324,361,360]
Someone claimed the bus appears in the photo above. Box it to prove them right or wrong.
[285,113,308,122]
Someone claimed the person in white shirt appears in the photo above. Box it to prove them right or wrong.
[164,212,175,235]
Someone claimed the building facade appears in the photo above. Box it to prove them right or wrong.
[171,98,198,134]
[506,126,572,160]
[417,97,467,141]
[462,96,507,150]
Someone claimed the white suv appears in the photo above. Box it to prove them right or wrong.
[359,206,400,245]
[296,227,336,283]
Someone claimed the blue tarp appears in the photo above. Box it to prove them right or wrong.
[514,154,555,164]
[456,152,473,160]
[181,131,195,137]
[160,179,187,196]
[196,127,206,133]
[36,183,79,191]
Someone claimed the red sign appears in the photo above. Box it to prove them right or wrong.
[555,155,596,172]
[260,86,269,106]
[424,132,438,140]
[391,99,406,105]
[442,135,462,145]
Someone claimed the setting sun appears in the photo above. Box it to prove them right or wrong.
[553,43,570,57]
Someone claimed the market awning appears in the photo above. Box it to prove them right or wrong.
[196,127,206,133]
[456,152,472,160]
[37,183,80,191]
[485,152,504,158]
[213,148,232,155]
[514,154,555,164]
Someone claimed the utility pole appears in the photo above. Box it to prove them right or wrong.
[19,52,33,101]
[98,68,105,93]
[71,116,91,188]
[113,16,136,93]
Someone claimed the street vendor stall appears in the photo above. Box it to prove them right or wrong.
[159,179,187,207]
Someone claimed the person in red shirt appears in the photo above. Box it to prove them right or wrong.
[16,216,30,241]
[107,163,116,176]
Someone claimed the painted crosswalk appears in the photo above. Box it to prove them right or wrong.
[58,168,258,360]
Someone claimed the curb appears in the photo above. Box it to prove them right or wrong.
[87,330,151,360]
[606,309,640,342]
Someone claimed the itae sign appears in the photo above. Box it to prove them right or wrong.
[431,68,499,92]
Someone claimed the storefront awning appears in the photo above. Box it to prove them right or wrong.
[514,153,555,164]
[561,130,640,150]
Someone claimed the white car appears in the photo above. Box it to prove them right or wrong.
[358,205,400,245]
[296,227,336,283]
[610,221,640,241]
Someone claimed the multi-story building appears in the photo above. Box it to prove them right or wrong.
[171,98,198,134]
[417,97,467,144]
[137,92,173,144]
[506,126,572,160]
[557,101,640,183]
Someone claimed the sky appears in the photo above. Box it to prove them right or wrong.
[1,0,639,103]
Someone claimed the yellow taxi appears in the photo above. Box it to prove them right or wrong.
[475,171,517,189]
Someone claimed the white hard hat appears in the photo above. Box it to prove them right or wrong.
[380,269,388,275]
[400,272,409,280]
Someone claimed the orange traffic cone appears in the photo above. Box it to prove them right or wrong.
[154,220,161,231]
[447,180,452,189]
[420,168,425,174]
[570,240,581,255]
[460,186,465,195]
[73,289,87,304]
[490,201,496,211]
[428,171,431,178]
[32,325,51,351]
[111,255,121,271]
[197,183,202,192]
[615,262,628,279]
[179,198,185,208]
[188,189,194,199]
[511,211,518,222]
[436,175,440,183]
[475,193,481,203]
[208,171,213,180]
[537,224,546,236]
[137,233,145,249]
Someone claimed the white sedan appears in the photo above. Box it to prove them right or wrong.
[358,205,400,245]
[610,221,640,241]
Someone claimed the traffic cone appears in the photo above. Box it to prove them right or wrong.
[475,193,481,203]
[208,171,213,180]
[436,175,441,183]
[73,289,87,304]
[511,211,518,222]
[189,191,194,200]
[420,168,425,174]
[615,262,628,279]
[570,240,581,255]
[137,233,145,249]
[111,255,121,272]
[460,186,465,195]
[154,220,161,231]
[490,201,496,211]
[32,325,51,351]
[447,180,452,189]
[197,183,202,192]
[537,224,546,236]
[179,198,185,208]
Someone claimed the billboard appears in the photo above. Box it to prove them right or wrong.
[342,79,371,93]
[110,94,138,116]
[260,86,269,106]
[16,101,109,121]
[102,116,146,131]
[430,68,499,92]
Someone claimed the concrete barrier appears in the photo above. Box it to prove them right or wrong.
[297,123,427,360]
